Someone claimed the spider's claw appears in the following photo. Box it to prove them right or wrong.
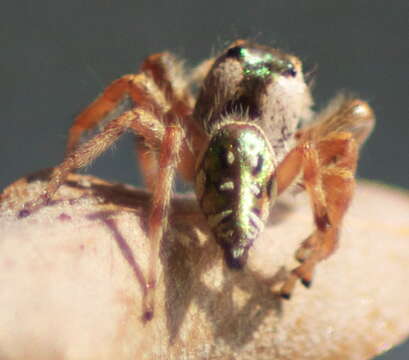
[142,300,154,323]
[142,309,154,323]
[17,194,51,219]
[301,278,312,288]
[294,263,314,289]
[280,291,292,300]
[17,201,36,218]
[18,209,31,218]
[280,273,297,300]
[142,280,156,323]
[280,265,313,298]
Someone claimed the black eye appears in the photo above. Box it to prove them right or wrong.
[282,65,297,77]
[226,46,243,59]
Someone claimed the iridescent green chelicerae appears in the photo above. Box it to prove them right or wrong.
[195,120,277,268]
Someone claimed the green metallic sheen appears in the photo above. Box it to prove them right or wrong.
[233,129,272,235]
[196,123,276,268]
[238,47,294,79]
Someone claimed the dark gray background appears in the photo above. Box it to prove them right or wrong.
[0,1,408,358]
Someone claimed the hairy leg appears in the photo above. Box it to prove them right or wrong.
[64,51,202,189]
[143,124,184,321]
[276,134,357,297]
[19,105,186,322]
[138,52,206,186]
[298,96,375,148]
[275,98,375,298]
[66,73,169,154]
[19,51,203,322]
[140,52,194,115]
[19,108,164,216]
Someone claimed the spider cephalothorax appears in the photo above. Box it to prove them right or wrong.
[194,40,313,152]
[19,39,375,320]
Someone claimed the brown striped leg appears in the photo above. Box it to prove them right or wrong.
[19,108,164,217]
[137,52,205,187]
[141,52,194,115]
[65,72,169,155]
[275,134,359,298]
[297,96,375,149]
[276,97,375,298]
[143,125,184,321]
[283,136,358,297]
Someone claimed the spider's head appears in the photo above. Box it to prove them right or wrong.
[195,120,277,269]
[194,40,313,137]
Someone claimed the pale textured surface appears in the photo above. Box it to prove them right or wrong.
[0,171,408,360]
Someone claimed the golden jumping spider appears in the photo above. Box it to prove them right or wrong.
[19,40,375,320]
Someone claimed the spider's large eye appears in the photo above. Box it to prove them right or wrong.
[226,46,243,59]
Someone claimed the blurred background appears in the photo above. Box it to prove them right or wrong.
[0,1,407,358]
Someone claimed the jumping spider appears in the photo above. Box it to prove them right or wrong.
[19,40,375,321]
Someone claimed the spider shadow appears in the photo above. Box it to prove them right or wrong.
[87,210,149,302]
[76,191,287,351]
[23,169,288,351]
[20,169,152,302]
[163,202,286,349]
[84,196,286,350]
[23,168,151,210]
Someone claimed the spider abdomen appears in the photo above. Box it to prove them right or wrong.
[195,122,277,268]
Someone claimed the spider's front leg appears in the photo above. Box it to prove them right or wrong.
[64,51,198,191]
[18,105,186,321]
[18,51,201,321]
[143,124,184,321]
[18,108,165,217]
[65,72,170,155]
[275,98,375,298]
